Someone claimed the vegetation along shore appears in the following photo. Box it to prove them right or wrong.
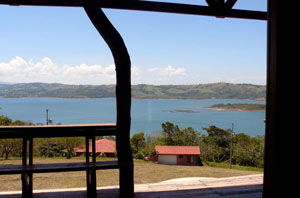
[0,115,264,169]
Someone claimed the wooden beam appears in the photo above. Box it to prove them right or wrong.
[0,123,117,138]
[205,0,216,7]
[0,0,267,20]
[225,0,237,9]
[0,161,120,174]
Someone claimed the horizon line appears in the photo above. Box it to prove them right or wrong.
[0,81,266,86]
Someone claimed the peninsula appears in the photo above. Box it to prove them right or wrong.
[197,103,265,112]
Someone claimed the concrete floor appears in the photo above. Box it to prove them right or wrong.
[0,174,263,198]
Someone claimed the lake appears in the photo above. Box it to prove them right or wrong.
[0,97,265,137]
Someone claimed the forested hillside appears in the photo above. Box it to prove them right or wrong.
[0,82,266,100]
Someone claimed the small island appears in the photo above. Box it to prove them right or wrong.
[196,103,265,112]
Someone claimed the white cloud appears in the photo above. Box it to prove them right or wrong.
[0,57,265,85]
[147,65,187,76]
[0,56,117,85]
[131,66,141,77]
[139,65,190,85]
[0,56,149,85]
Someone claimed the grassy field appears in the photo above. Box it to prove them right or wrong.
[0,157,262,191]
[203,161,263,172]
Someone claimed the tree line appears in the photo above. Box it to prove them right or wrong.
[131,122,265,168]
[0,115,264,168]
[0,82,266,100]
[0,115,84,159]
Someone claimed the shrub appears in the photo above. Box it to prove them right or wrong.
[99,152,106,158]
[134,152,144,159]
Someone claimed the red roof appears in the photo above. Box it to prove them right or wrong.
[73,138,116,154]
[155,146,200,155]
[92,139,116,153]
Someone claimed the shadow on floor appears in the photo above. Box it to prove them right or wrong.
[0,184,263,198]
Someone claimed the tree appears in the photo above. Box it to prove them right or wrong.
[61,137,84,159]
[0,115,12,126]
[130,132,146,155]
[160,122,201,146]
[202,125,232,162]
[180,127,200,146]
[199,134,219,162]
[38,138,65,157]
[142,133,159,157]
[161,122,180,145]
[0,115,25,159]
[0,139,20,159]
[233,134,264,167]
[204,125,231,147]
[39,137,84,159]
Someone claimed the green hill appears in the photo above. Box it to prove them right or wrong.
[0,82,266,100]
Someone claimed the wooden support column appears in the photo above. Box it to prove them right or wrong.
[21,137,33,198]
[86,136,97,198]
[83,1,134,197]
[264,0,288,197]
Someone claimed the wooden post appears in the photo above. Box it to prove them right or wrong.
[21,138,33,198]
[28,138,33,194]
[86,136,97,198]
[83,1,134,197]
[263,0,288,197]
[92,136,96,163]
[91,136,97,197]
[29,138,33,165]
[229,123,234,169]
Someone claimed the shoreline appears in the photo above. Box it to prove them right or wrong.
[132,97,264,101]
[163,110,201,113]
[0,96,265,101]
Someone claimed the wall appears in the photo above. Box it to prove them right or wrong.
[158,155,177,165]
[177,155,198,166]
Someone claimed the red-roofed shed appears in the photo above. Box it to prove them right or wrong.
[155,146,200,166]
[74,138,116,157]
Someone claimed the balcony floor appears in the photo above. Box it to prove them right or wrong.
[0,174,263,198]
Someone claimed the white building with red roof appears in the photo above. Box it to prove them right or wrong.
[74,138,116,157]
[155,145,200,166]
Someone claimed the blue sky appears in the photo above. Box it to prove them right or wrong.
[0,0,267,85]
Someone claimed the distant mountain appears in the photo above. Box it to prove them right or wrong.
[0,81,11,85]
[0,82,266,100]
[0,83,115,99]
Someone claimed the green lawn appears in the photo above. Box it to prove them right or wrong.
[0,157,262,191]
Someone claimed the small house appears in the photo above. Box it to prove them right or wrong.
[155,145,200,166]
[74,138,116,157]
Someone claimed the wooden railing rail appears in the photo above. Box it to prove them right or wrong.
[0,123,118,198]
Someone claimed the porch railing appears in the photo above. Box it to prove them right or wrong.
[0,123,119,198]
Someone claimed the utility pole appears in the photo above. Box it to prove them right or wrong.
[229,123,234,169]
[46,109,50,157]
[46,109,49,125]
[46,109,53,125]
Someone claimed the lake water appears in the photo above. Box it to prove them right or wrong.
[0,97,265,137]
